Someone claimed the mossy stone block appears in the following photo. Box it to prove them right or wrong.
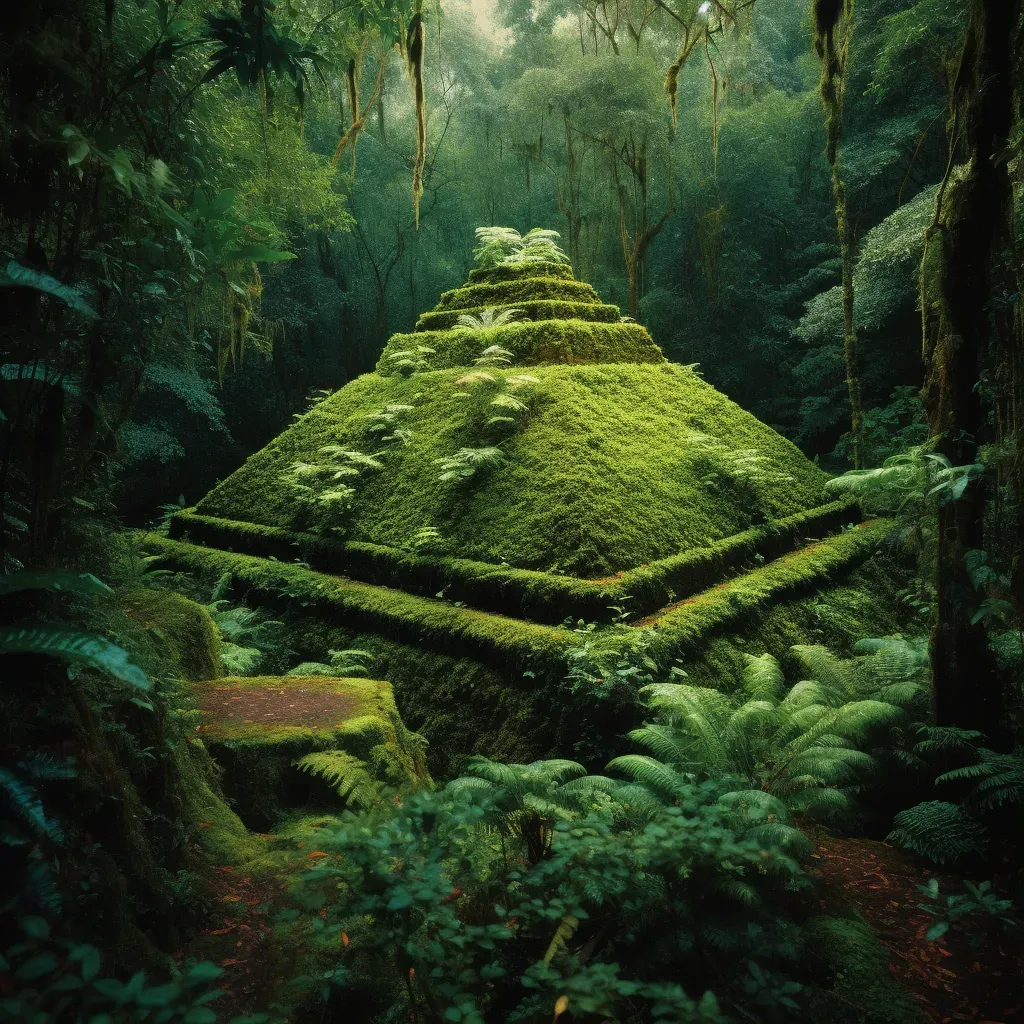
[122,588,222,681]
[193,675,428,827]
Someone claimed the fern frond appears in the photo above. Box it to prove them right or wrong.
[743,822,815,857]
[543,914,579,964]
[791,644,859,702]
[0,768,63,843]
[0,572,113,598]
[454,371,496,386]
[285,662,334,677]
[490,393,527,412]
[715,788,790,822]
[606,755,686,798]
[888,801,985,863]
[0,625,150,690]
[294,751,380,809]
[741,653,784,700]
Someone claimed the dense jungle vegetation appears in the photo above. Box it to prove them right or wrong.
[1,0,1023,1021]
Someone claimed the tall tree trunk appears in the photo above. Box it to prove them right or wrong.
[814,0,864,469]
[920,0,1020,736]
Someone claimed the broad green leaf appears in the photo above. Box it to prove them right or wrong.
[0,572,113,598]
[0,625,150,690]
[67,138,90,166]
[0,262,97,318]
[223,244,297,263]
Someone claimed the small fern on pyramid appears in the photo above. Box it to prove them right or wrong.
[455,308,523,330]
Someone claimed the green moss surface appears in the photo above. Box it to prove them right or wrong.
[678,558,912,689]
[435,276,600,311]
[143,534,575,671]
[281,620,559,779]
[416,299,622,332]
[192,362,829,576]
[122,588,222,681]
[468,261,574,284]
[644,520,892,659]
[169,498,859,625]
[806,916,927,1024]
[379,319,663,372]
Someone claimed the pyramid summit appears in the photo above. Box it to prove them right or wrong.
[157,233,901,774]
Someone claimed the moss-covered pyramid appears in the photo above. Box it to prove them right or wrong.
[156,253,903,775]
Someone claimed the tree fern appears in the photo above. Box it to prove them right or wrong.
[294,750,381,809]
[472,226,570,269]
[611,643,914,824]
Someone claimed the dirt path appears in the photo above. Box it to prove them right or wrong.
[811,833,1022,1023]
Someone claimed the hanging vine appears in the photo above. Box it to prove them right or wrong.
[406,7,427,228]
[814,0,864,469]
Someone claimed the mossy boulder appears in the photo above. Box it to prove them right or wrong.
[193,675,428,827]
[122,588,222,681]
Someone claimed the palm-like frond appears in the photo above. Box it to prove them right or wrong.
[936,749,1024,809]
[741,653,784,700]
[455,308,523,330]
[0,625,150,691]
[605,755,688,799]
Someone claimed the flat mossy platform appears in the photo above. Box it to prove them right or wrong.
[194,675,428,825]
[380,319,664,371]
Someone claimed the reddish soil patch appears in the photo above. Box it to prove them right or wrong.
[199,684,362,730]
[190,865,286,1018]
[810,833,1023,1023]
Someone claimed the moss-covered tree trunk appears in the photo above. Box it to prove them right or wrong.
[920,0,1019,735]
[814,0,864,469]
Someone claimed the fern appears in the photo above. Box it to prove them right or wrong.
[472,226,570,269]
[742,653,785,700]
[435,446,505,482]
[888,800,986,863]
[474,344,515,367]
[936,748,1024,810]
[285,661,334,677]
[0,625,150,690]
[612,642,916,825]
[295,751,381,809]
[455,308,523,330]
[0,768,64,843]
[387,345,435,375]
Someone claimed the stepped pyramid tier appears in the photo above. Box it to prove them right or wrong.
[155,249,905,777]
